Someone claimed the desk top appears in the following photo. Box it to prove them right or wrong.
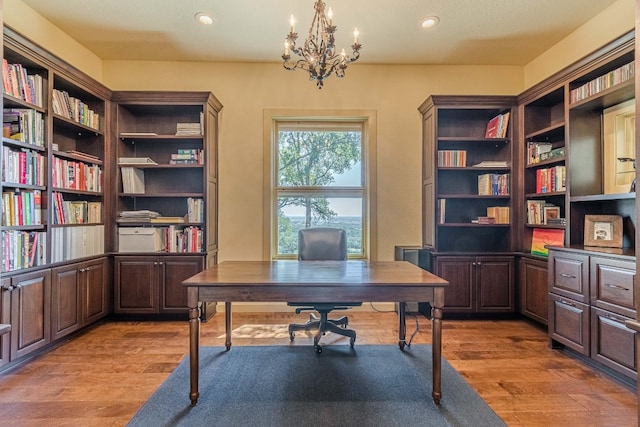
[183,260,447,289]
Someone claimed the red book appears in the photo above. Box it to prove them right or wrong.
[485,114,501,138]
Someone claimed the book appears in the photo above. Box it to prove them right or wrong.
[485,112,510,138]
[120,132,158,137]
[531,228,565,257]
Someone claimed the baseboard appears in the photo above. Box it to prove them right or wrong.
[216,302,396,313]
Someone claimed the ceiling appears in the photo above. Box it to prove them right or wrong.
[20,0,619,65]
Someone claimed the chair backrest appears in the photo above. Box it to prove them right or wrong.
[298,228,348,261]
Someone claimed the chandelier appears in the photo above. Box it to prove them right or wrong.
[281,0,362,89]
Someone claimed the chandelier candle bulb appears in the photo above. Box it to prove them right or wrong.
[290,14,295,33]
[327,7,333,25]
[354,28,359,44]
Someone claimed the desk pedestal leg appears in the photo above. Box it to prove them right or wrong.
[225,302,232,351]
[188,288,201,406]
[432,288,444,405]
[398,302,406,350]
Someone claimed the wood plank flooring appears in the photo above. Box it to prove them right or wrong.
[0,311,636,426]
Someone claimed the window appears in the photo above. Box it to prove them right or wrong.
[269,118,369,259]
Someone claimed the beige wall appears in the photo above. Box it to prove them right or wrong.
[3,0,635,263]
[524,0,635,87]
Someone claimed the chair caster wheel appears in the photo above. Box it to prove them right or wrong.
[316,346,322,354]
[289,332,295,341]
[399,341,406,350]
[350,337,355,347]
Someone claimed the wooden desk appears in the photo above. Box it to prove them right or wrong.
[183,260,448,405]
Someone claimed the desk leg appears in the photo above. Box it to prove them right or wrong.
[432,288,444,405]
[188,288,201,406]
[398,302,406,350]
[225,302,232,351]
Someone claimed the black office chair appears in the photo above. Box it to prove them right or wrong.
[288,227,362,353]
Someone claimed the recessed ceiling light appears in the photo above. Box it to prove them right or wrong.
[421,16,440,29]
[195,12,213,25]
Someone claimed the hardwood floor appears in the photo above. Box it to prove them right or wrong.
[0,311,636,426]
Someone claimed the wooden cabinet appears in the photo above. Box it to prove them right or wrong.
[549,247,637,379]
[51,257,109,340]
[435,255,514,314]
[114,255,203,315]
[0,269,51,361]
[518,256,549,324]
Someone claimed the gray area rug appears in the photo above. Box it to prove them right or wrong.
[127,345,506,427]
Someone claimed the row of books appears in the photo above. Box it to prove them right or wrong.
[526,201,561,225]
[486,206,510,224]
[50,225,104,263]
[51,193,102,224]
[2,146,46,186]
[2,189,43,226]
[437,150,466,167]
[170,148,205,165]
[52,88,100,130]
[526,142,565,165]
[2,59,45,107]
[52,156,103,192]
[535,165,566,193]
[570,61,634,103]
[164,225,203,253]
[484,112,510,138]
[478,173,509,196]
[3,108,45,146]
[187,197,204,223]
[1,230,46,272]
[120,167,145,194]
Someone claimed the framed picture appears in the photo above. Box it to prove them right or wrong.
[543,206,560,224]
[584,215,623,248]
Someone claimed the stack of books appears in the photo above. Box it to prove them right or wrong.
[176,122,202,136]
[116,210,160,223]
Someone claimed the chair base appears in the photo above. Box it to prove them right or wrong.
[289,310,356,351]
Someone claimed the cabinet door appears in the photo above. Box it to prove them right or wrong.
[519,257,549,324]
[591,307,636,379]
[549,293,589,355]
[477,256,514,312]
[0,278,11,367]
[114,257,158,314]
[83,258,109,324]
[435,257,474,312]
[10,269,51,360]
[51,263,82,340]
[160,256,203,314]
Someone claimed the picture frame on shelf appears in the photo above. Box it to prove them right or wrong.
[584,215,623,248]
[543,206,560,224]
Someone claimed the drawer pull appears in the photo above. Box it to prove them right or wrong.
[560,273,576,279]
[604,315,626,325]
[558,299,576,307]
[604,283,629,291]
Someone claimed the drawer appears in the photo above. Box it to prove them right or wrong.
[590,256,636,318]
[549,251,589,302]
[549,293,589,355]
[591,307,636,379]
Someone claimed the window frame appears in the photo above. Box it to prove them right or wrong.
[263,109,377,261]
